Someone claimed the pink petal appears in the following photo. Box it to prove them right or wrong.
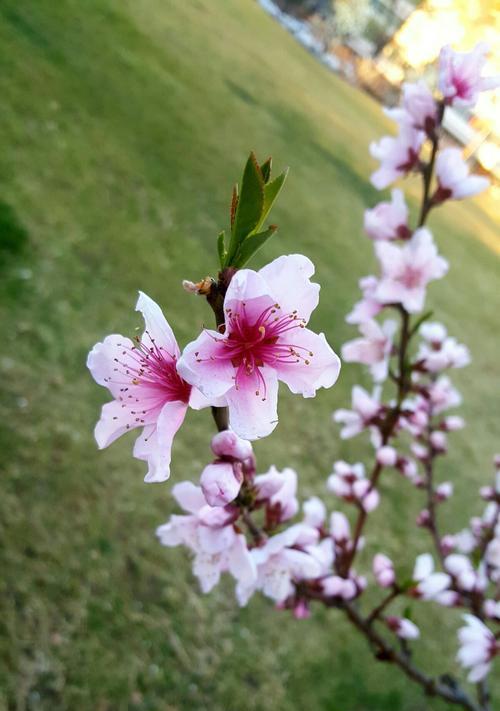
[177,330,235,399]
[87,334,136,399]
[259,254,320,323]
[133,400,188,482]
[275,329,341,397]
[94,399,148,449]
[171,481,206,514]
[225,367,279,440]
[136,291,179,355]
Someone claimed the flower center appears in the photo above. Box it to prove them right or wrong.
[111,332,191,408]
[400,265,423,289]
[219,302,312,397]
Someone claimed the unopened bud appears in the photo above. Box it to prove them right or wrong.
[211,430,253,461]
[200,462,242,507]
[377,446,397,467]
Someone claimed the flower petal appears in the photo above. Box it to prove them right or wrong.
[177,330,235,399]
[136,291,179,355]
[275,329,341,397]
[133,400,188,482]
[94,399,148,449]
[225,367,279,440]
[259,254,320,323]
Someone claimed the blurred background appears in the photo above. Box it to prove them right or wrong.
[0,1,499,709]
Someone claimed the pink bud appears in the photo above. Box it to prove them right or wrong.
[293,599,311,619]
[330,511,351,543]
[399,457,417,480]
[377,446,397,467]
[386,616,420,640]
[480,486,495,501]
[494,454,500,469]
[436,481,453,501]
[443,415,465,431]
[430,431,447,453]
[362,488,380,512]
[200,462,242,507]
[411,442,429,460]
[211,430,253,461]
[321,575,344,597]
[440,534,455,555]
[416,509,431,527]
[484,599,500,619]
[373,553,395,587]
[340,579,358,600]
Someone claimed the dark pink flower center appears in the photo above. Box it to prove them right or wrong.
[400,265,423,289]
[215,302,312,397]
[110,333,191,411]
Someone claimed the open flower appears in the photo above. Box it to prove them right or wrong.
[346,276,382,324]
[333,385,382,439]
[439,43,500,108]
[327,461,379,512]
[177,255,341,440]
[87,292,211,482]
[457,615,498,682]
[386,81,438,135]
[370,124,424,190]
[434,148,489,202]
[157,481,256,594]
[411,553,450,600]
[342,319,397,382]
[375,228,448,313]
[364,190,410,241]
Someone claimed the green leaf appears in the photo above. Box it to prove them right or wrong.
[260,156,272,183]
[217,231,226,268]
[256,167,288,232]
[233,225,278,268]
[226,153,264,265]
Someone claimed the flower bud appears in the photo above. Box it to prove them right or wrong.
[416,509,431,527]
[440,534,455,555]
[330,511,351,543]
[386,616,420,639]
[373,553,395,587]
[377,446,397,467]
[436,481,453,501]
[484,599,500,620]
[443,415,465,431]
[430,431,447,453]
[200,462,242,507]
[303,496,326,528]
[211,430,253,461]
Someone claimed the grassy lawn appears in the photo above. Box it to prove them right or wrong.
[1,1,499,709]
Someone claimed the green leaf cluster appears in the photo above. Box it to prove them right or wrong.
[218,152,288,269]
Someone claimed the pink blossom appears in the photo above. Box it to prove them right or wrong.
[387,81,438,134]
[327,461,379,512]
[177,255,340,440]
[346,276,382,324]
[303,496,327,528]
[484,600,500,620]
[443,415,465,431]
[211,430,253,461]
[412,553,450,599]
[200,461,242,507]
[386,616,420,640]
[342,319,397,382]
[156,481,256,594]
[333,385,381,439]
[375,228,448,313]
[434,148,489,202]
[457,615,498,682]
[330,511,351,545]
[254,466,289,501]
[370,124,425,190]
[435,481,453,501]
[439,43,500,108]
[377,446,397,467]
[486,539,500,582]
[428,376,462,414]
[364,190,410,241]
[267,467,299,522]
[87,292,212,482]
[236,524,322,605]
[430,432,448,454]
[444,554,487,592]
[373,553,395,588]
[321,575,357,600]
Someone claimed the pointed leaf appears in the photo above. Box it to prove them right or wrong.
[233,225,278,268]
[256,167,288,232]
[260,156,272,183]
[226,153,265,265]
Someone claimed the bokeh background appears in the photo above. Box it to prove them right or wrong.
[1,1,499,709]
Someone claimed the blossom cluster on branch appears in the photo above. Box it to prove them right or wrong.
[88,43,500,711]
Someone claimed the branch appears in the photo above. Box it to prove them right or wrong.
[343,601,481,711]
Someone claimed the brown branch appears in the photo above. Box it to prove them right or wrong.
[342,601,481,711]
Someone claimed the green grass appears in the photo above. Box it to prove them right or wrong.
[0,1,499,709]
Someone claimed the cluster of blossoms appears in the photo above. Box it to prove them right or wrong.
[88,43,499,711]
